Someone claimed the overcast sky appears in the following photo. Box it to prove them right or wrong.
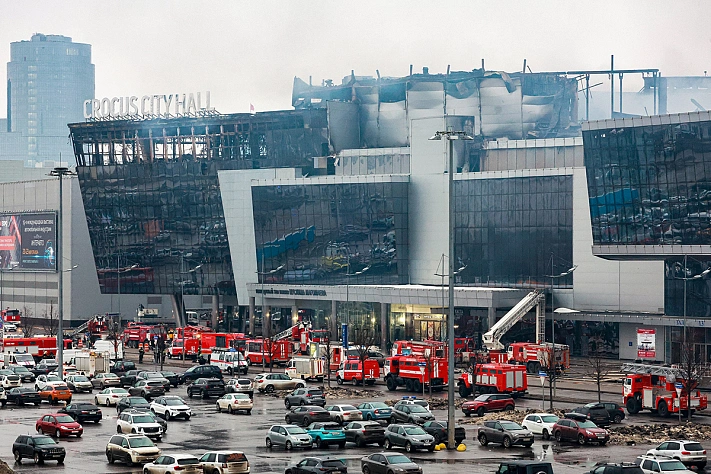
[1,0,710,116]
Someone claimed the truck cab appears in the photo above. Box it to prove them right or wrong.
[337,359,379,385]
[210,350,248,375]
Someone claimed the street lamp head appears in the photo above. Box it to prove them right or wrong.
[428,133,443,141]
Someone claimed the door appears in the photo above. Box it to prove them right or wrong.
[120,438,131,462]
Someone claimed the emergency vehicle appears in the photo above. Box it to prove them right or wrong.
[122,324,154,348]
[2,337,71,360]
[286,357,325,381]
[506,342,570,374]
[199,332,247,355]
[337,358,380,385]
[457,362,528,397]
[245,338,292,366]
[1,308,21,324]
[622,362,708,417]
[167,338,200,359]
[210,348,248,375]
[384,354,447,392]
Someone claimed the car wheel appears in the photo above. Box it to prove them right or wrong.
[384,439,392,450]
[542,429,550,440]
[503,436,512,448]
[433,433,442,444]
[188,389,193,398]
[266,385,275,393]
[55,429,61,438]
[228,405,234,414]
[478,433,488,446]
[13,449,21,463]
[504,405,514,411]
[405,441,413,452]
[299,400,306,406]
[578,434,586,445]
[303,416,310,426]
[363,466,371,474]
[285,440,293,450]
[285,399,291,409]
[366,413,373,421]
[336,416,343,425]
[34,453,43,465]
[356,436,364,448]
[266,437,273,448]
[216,403,222,413]
[613,414,623,423]
[337,376,343,385]
[296,383,305,389]
[316,437,324,448]
[38,428,44,434]
[554,431,562,442]
[476,407,485,417]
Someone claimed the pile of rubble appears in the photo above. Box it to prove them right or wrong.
[457,408,566,425]
[0,459,15,474]
[383,397,468,409]
[609,423,711,446]
[322,387,382,399]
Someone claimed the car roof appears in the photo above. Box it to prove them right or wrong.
[204,450,247,455]
[154,452,196,458]
[501,461,553,466]
[526,413,558,417]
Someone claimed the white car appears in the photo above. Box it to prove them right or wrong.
[216,393,253,415]
[647,440,707,470]
[324,404,363,423]
[4,323,17,332]
[636,454,695,474]
[394,396,430,411]
[116,411,163,440]
[143,452,201,474]
[521,413,560,440]
[35,374,64,391]
[95,387,130,406]
[150,395,192,420]
[0,374,21,388]
[198,451,250,474]
[65,374,93,393]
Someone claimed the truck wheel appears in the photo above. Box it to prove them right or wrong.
[405,379,414,392]
[658,400,669,417]
[626,398,640,415]
[526,362,535,373]
[385,377,397,391]
[336,376,343,385]
[458,384,470,398]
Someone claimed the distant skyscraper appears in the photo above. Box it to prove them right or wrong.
[5,33,94,167]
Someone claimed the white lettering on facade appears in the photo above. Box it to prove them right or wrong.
[84,92,216,120]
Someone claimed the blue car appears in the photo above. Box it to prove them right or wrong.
[306,422,346,448]
[357,402,392,421]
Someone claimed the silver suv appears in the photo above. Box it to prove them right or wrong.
[646,441,707,470]
[265,424,312,450]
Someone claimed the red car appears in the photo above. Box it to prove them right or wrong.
[552,415,609,445]
[36,413,83,438]
[462,394,515,417]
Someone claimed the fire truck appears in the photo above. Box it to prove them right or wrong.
[457,362,528,397]
[122,324,155,348]
[337,358,380,386]
[245,338,292,366]
[199,332,247,355]
[1,308,21,324]
[383,354,448,392]
[2,337,71,359]
[167,338,201,359]
[622,362,708,417]
[506,342,570,374]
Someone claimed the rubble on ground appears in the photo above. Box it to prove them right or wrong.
[322,386,382,399]
[384,397,468,409]
[457,408,566,425]
[0,459,15,474]
[608,423,711,446]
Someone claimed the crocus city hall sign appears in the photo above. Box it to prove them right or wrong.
[84,92,215,119]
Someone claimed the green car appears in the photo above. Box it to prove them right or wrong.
[305,422,346,449]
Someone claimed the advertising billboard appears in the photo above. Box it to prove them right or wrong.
[637,328,656,359]
[0,212,57,271]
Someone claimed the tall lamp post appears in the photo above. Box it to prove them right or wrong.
[50,166,76,381]
[678,255,711,347]
[429,129,473,449]
[257,254,284,369]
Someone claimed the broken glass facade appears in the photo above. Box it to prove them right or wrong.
[251,182,408,285]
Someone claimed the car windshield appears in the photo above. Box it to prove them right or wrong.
[577,421,598,428]
[164,399,184,405]
[113,388,129,394]
[659,460,689,471]
[53,385,69,391]
[474,395,489,402]
[47,376,61,382]
[341,405,357,411]
[684,442,704,451]
[55,415,75,423]
[73,376,90,382]
[500,422,524,430]
[178,457,200,465]
[286,427,307,435]
[13,367,30,373]
[371,402,389,409]
[404,427,426,435]
[34,437,56,445]
[408,406,429,413]
[323,461,346,468]
[386,455,412,464]
[128,437,155,448]
[541,415,559,423]
[132,415,155,423]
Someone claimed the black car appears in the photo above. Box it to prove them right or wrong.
[344,421,386,447]
[9,365,36,383]
[31,359,58,376]
[497,461,554,474]
[128,379,166,399]
[187,378,226,399]
[160,371,180,388]
[286,406,332,427]
[178,365,223,384]
[596,402,625,424]
[116,396,151,414]
[390,404,434,425]
[59,402,103,423]
[285,387,327,408]
[7,387,41,406]
[120,369,142,387]
[12,434,65,465]
[361,453,422,474]
[137,371,172,391]
[286,457,347,474]
[568,404,611,427]
[585,463,643,474]
[422,421,466,446]
[111,360,137,376]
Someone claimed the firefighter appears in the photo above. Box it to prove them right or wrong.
[138,345,145,364]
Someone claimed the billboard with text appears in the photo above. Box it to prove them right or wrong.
[0,212,57,271]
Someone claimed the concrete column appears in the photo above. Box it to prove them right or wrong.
[380,302,388,352]
[171,294,183,327]
[211,294,219,330]
[248,297,256,336]
[291,304,299,326]
[264,306,272,339]
[487,306,497,332]
[331,299,338,339]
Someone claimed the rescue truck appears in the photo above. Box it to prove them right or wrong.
[506,341,570,374]
[456,362,528,397]
[199,332,247,355]
[1,308,21,324]
[622,362,708,417]
[245,338,292,366]
[70,351,111,377]
[383,354,448,392]
[286,357,325,382]
[2,336,71,360]
[122,324,155,348]
[210,348,248,375]
[167,338,200,359]
[337,358,380,385]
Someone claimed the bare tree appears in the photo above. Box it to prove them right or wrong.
[20,306,36,338]
[586,349,610,403]
[352,324,379,386]
[321,333,334,388]
[680,336,707,422]
[41,302,58,337]
[105,314,123,361]
[539,344,562,411]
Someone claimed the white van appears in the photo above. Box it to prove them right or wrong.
[210,350,248,375]
[93,340,124,360]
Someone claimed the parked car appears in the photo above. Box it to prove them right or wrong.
[95,387,130,406]
[286,405,331,427]
[286,456,347,474]
[160,371,180,388]
[597,402,626,424]
[65,374,93,393]
[1,373,22,388]
[35,413,83,438]
[421,421,466,446]
[646,440,708,469]
[105,433,161,466]
[344,421,386,447]
[521,413,560,440]
[324,404,362,424]
[286,388,327,408]
[92,372,122,389]
[496,461,554,474]
[58,402,103,423]
[357,402,392,422]
[390,403,434,425]
[462,394,515,417]
[7,387,41,405]
[305,422,346,448]
[124,408,168,433]
[34,374,63,391]
[129,379,166,399]
[635,455,695,474]
[477,420,534,448]
[187,377,226,399]
[552,416,609,445]
[4,322,17,332]
[198,451,250,474]
[266,424,313,450]
[226,377,254,398]
[9,364,36,383]
[143,452,201,474]
[31,359,58,376]
[120,369,143,387]
[0,386,6,407]
[383,424,435,452]
[38,384,72,405]
[110,360,136,376]
[12,434,65,465]
[216,393,253,414]
[150,395,192,420]
[360,453,422,474]
[255,373,305,393]
[585,463,644,474]
[178,365,223,384]
[117,396,151,414]
[569,404,612,427]
[117,411,163,441]
[138,371,171,391]
[393,397,430,411]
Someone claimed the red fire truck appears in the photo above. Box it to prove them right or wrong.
[199,332,247,355]
[2,337,72,359]
[384,354,448,392]
[122,324,154,348]
[1,308,21,324]
[622,362,708,417]
[506,342,571,374]
[167,338,201,359]
[457,362,528,397]
[245,338,292,366]
[337,358,380,386]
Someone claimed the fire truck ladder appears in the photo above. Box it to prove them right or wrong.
[68,317,93,338]
[273,320,313,341]
[482,290,545,351]
[621,362,687,378]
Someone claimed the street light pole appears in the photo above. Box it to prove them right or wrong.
[256,256,284,370]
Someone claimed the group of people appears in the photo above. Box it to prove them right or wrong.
[137,337,166,364]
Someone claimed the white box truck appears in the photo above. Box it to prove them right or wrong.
[285,357,324,382]
[71,351,110,377]
[93,340,124,360]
